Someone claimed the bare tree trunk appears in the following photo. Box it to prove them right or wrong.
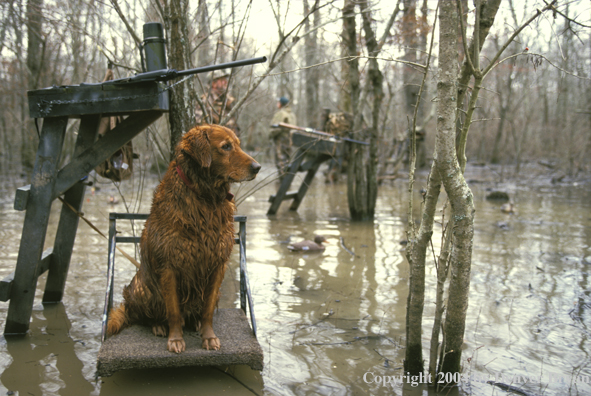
[359,0,382,220]
[26,0,43,89]
[162,0,198,158]
[405,163,441,376]
[402,0,418,117]
[342,0,365,220]
[196,0,211,65]
[455,0,502,152]
[22,0,44,170]
[341,0,359,115]
[437,0,475,380]
[303,0,320,128]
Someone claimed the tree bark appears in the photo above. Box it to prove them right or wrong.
[341,0,359,115]
[22,0,44,170]
[359,0,382,220]
[402,0,418,117]
[405,163,441,375]
[196,0,211,65]
[163,0,198,159]
[437,0,475,381]
[303,0,320,128]
[342,0,365,220]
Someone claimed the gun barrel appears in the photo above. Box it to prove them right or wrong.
[103,56,267,85]
[278,122,369,146]
[176,56,267,78]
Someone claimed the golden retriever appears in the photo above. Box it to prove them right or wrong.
[107,125,260,352]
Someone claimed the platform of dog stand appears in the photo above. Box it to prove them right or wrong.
[96,308,263,377]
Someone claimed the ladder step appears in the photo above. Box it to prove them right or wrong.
[268,191,298,203]
[14,185,31,211]
[0,274,14,302]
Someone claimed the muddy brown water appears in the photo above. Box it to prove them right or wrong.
[0,163,590,395]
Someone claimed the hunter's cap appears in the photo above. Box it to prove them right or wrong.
[211,69,230,82]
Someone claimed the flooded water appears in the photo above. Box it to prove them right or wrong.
[0,162,590,395]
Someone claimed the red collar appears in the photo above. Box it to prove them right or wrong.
[176,166,234,201]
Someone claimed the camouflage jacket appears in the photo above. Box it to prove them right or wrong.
[270,105,297,139]
[195,91,239,134]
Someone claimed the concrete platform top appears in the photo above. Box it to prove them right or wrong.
[96,308,263,377]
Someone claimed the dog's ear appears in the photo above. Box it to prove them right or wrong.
[182,127,212,167]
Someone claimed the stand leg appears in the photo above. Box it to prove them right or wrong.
[267,147,306,215]
[43,115,101,303]
[289,155,327,211]
[5,117,68,334]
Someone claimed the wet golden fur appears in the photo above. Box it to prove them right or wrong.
[107,125,260,352]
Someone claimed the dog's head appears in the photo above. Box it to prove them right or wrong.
[179,125,261,182]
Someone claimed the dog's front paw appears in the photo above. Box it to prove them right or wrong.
[200,324,220,350]
[152,324,168,337]
[202,336,220,351]
[167,337,186,353]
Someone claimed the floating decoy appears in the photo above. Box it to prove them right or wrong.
[287,235,328,252]
[500,202,515,214]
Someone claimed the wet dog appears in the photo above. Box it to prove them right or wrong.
[107,125,260,352]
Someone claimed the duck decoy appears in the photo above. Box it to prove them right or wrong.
[287,235,328,252]
[500,202,515,214]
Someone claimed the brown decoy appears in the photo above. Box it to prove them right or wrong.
[287,235,328,252]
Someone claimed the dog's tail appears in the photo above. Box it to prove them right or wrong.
[107,304,128,335]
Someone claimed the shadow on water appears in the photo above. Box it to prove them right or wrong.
[2,303,94,396]
[0,163,590,395]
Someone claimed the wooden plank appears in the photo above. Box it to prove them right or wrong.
[28,81,169,118]
[0,274,14,302]
[43,115,101,303]
[96,308,263,376]
[268,191,298,203]
[52,111,164,198]
[291,131,344,157]
[13,185,30,211]
[5,117,68,334]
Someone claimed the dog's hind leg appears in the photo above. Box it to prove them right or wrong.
[199,264,227,350]
[160,268,186,353]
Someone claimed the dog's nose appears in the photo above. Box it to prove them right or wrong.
[251,161,261,174]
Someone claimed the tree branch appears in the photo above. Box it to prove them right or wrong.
[109,0,141,48]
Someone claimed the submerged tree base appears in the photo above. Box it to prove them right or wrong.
[403,343,424,376]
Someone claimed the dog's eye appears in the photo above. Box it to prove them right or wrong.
[222,143,232,151]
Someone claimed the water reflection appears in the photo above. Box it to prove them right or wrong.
[0,166,590,395]
[1,303,94,396]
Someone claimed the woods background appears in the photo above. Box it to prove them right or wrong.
[1,0,589,180]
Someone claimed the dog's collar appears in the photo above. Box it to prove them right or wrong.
[176,166,234,202]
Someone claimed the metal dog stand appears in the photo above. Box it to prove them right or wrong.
[95,213,263,377]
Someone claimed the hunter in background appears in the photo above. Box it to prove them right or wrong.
[196,70,240,136]
[270,97,296,181]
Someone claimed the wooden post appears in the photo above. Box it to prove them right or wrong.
[43,114,101,303]
[289,156,326,211]
[5,116,68,334]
